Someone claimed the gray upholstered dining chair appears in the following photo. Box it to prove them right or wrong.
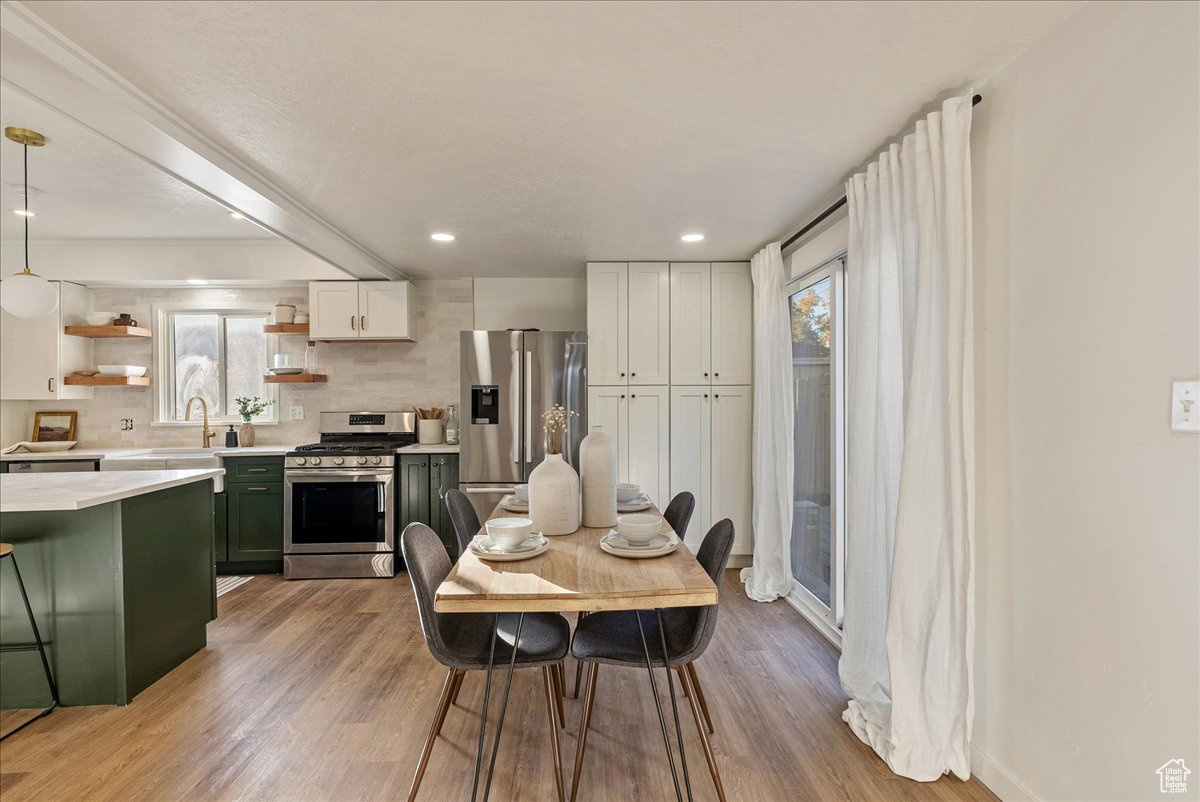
[569,518,735,802]
[444,489,569,711]
[401,522,571,802]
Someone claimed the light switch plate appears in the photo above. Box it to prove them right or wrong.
[288,405,305,421]
[1171,380,1200,432]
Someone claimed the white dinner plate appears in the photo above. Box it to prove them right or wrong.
[499,495,530,512]
[600,530,679,559]
[470,533,549,561]
[268,367,304,375]
[617,498,654,512]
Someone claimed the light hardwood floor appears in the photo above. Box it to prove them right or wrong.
[0,572,997,801]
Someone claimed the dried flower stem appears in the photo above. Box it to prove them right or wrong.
[541,404,577,454]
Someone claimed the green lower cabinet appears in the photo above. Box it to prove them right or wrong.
[398,453,459,562]
[430,455,460,559]
[226,482,284,561]
[214,492,228,563]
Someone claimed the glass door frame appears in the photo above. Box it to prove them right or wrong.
[786,255,847,629]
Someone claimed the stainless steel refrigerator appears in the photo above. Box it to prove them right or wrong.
[459,330,587,522]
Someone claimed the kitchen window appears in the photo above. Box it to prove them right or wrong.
[154,304,278,423]
[787,256,846,629]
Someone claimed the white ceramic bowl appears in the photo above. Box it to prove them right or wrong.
[616,483,641,503]
[513,484,529,502]
[84,312,115,326]
[485,517,533,550]
[616,513,662,545]
[97,365,148,377]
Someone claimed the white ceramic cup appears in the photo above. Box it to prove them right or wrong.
[616,513,662,545]
[417,418,444,444]
[485,517,533,550]
[273,304,296,324]
[513,484,529,502]
[615,483,641,503]
[273,353,290,368]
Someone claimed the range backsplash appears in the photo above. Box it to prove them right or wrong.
[12,279,472,448]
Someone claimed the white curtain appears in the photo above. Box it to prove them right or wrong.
[740,241,795,602]
[839,95,976,781]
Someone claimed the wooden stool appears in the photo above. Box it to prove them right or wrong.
[0,543,59,739]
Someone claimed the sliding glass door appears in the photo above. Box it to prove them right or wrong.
[788,258,845,627]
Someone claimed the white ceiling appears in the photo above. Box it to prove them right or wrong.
[0,83,276,241]
[16,0,1082,277]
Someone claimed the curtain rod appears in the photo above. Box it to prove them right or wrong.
[780,93,982,252]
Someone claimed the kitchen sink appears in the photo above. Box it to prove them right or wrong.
[99,448,224,489]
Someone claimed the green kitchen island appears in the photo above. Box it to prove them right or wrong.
[0,468,222,708]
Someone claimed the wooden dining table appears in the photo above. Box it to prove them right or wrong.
[435,500,718,802]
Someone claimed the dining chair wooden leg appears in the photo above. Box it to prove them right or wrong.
[541,666,567,802]
[675,666,690,697]
[552,663,566,728]
[572,612,589,699]
[570,662,599,802]
[407,668,458,802]
[679,667,726,802]
[449,669,465,706]
[686,662,714,734]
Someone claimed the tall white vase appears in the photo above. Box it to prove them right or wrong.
[528,452,580,536]
[579,425,617,529]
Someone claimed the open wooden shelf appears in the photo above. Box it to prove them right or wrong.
[263,323,310,335]
[263,373,327,384]
[64,325,151,338]
[64,375,151,387]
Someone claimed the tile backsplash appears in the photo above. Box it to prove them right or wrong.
[10,279,472,448]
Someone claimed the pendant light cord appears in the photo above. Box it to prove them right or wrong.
[23,142,29,272]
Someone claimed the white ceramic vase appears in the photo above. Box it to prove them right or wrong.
[579,425,617,528]
[528,452,580,536]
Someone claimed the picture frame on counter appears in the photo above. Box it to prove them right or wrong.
[33,410,78,441]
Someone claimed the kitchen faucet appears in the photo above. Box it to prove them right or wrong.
[184,396,216,448]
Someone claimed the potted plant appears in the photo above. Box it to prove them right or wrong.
[234,396,272,447]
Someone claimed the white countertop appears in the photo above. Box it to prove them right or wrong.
[0,468,225,512]
[3,442,459,461]
[398,443,460,454]
[1,447,130,462]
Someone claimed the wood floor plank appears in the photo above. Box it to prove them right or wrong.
[0,572,997,801]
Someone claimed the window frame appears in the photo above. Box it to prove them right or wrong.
[152,301,280,426]
[785,254,847,631]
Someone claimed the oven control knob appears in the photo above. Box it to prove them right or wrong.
[372,456,383,465]
[310,457,321,466]
[333,456,345,466]
[294,457,306,466]
[357,456,368,465]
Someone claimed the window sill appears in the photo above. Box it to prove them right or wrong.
[151,420,280,428]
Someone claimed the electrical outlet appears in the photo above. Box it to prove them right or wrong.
[1171,380,1200,432]
[288,405,305,421]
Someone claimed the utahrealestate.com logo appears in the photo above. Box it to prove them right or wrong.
[1157,759,1190,794]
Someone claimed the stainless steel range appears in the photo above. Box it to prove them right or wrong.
[283,411,416,579]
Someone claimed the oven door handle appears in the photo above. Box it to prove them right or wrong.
[286,470,394,481]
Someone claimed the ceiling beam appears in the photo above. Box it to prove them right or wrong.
[0,1,406,281]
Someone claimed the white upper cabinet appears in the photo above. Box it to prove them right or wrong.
[710,385,753,553]
[1,281,93,401]
[359,281,416,339]
[711,262,752,385]
[626,263,670,385]
[626,386,670,505]
[586,385,628,482]
[586,263,629,385]
[308,281,416,340]
[669,263,712,385]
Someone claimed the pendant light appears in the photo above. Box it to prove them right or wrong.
[1,127,58,318]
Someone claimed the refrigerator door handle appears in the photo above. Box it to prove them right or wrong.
[524,350,533,463]
[462,486,517,494]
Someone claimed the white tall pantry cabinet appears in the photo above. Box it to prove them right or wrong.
[587,260,752,555]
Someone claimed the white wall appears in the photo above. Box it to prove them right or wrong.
[472,277,586,331]
[972,2,1199,800]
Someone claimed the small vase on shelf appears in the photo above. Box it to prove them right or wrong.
[579,425,617,528]
[238,419,256,447]
[528,404,580,536]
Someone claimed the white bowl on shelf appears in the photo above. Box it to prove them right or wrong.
[97,365,147,377]
[84,312,115,326]
[615,483,641,503]
[616,513,662,545]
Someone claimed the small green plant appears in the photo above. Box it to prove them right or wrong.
[235,396,272,422]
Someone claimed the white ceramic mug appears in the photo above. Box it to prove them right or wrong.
[273,304,296,324]
[273,353,290,368]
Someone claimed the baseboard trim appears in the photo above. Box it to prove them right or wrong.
[727,553,752,569]
[971,745,1038,801]
[782,585,842,648]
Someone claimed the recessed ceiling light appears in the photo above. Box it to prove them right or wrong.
[431,232,455,242]
[186,279,209,285]
[229,211,246,220]
[680,233,704,242]
[12,209,34,217]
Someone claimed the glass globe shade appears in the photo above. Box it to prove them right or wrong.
[0,271,59,318]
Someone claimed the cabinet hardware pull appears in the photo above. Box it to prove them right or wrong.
[247,487,269,492]
[715,394,720,400]
[620,372,625,378]
[631,394,637,399]
[714,372,719,378]
[48,377,54,392]
[247,467,269,473]
[620,394,626,399]
[360,315,366,330]
[631,372,636,377]
[351,315,357,331]
[704,394,709,399]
